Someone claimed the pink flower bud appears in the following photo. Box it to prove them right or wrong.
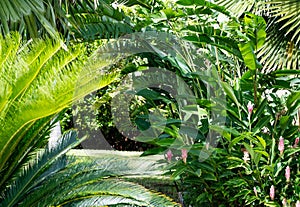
[247,101,254,115]
[253,187,258,197]
[166,149,173,162]
[181,149,188,164]
[285,166,290,182]
[282,198,287,206]
[278,136,284,155]
[294,137,299,148]
[296,200,300,207]
[270,185,275,200]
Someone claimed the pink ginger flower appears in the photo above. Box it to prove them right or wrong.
[285,166,290,182]
[282,198,287,206]
[253,187,258,197]
[243,150,250,162]
[247,101,254,115]
[181,149,188,164]
[296,200,300,207]
[166,149,173,162]
[294,137,299,148]
[270,185,275,200]
[278,136,284,155]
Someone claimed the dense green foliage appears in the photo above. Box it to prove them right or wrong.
[0,0,299,206]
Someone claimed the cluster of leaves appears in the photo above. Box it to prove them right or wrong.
[108,1,300,206]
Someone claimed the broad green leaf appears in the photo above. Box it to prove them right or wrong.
[229,135,245,149]
[243,13,267,50]
[243,142,254,159]
[176,0,193,6]
[140,147,166,156]
[252,99,267,122]
[238,41,262,70]
[287,91,300,108]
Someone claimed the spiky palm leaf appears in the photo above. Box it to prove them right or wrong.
[214,0,300,71]
[0,32,117,191]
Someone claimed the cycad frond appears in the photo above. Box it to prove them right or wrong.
[1,136,177,207]
[0,32,118,190]
[16,153,177,207]
[0,130,82,207]
[0,0,58,38]
[33,178,177,206]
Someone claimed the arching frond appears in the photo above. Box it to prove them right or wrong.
[213,0,262,17]
[0,130,81,207]
[0,130,177,207]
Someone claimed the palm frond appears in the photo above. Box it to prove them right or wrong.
[214,0,300,70]
[17,154,176,207]
[0,32,118,190]
[213,0,261,17]
[258,17,300,71]
[264,0,300,44]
